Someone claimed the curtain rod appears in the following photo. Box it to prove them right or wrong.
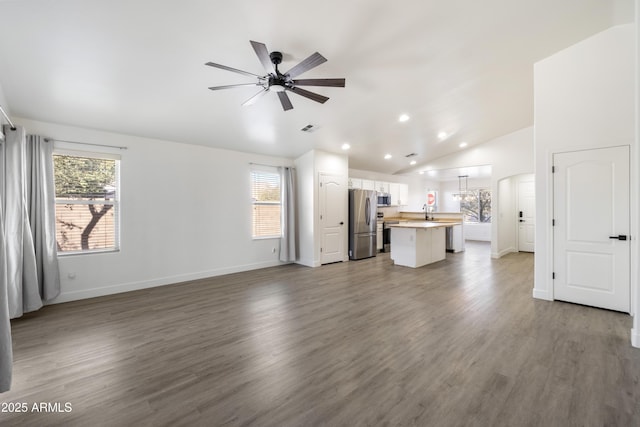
[249,162,293,169]
[249,162,295,169]
[0,105,16,131]
[45,138,128,150]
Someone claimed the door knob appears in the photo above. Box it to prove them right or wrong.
[339,222,344,225]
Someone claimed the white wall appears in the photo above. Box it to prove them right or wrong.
[295,150,349,267]
[17,118,295,303]
[495,173,534,256]
[0,82,9,134]
[533,24,636,309]
[418,126,534,257]
[497,177,515,253]
[295,151,315,267]
[438,180,459,213]
[634,0,640,347]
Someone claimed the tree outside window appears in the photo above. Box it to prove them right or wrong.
[460,189,491,223]
[53,154,119,253]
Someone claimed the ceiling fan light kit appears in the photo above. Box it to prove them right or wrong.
[206,40,345,111]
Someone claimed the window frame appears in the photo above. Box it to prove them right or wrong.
[250,167,282,240]
[53,148,121,256]
[460,187,492,224]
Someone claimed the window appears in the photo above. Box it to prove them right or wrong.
[460,188,491,223]
[53,152,120,253]
[251,169,281,238]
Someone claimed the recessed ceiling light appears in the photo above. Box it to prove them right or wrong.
[398,114,410,122]
[410,160,417,165]
[459,142,468,148]
[419,171,425,175]
[341,143,351,150]
[438,131,448,140]
[384,154,392,160]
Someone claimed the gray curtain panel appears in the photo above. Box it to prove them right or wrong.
[1,127,60,319]
[25,135,61,301]
[279,167,297,262]
[2,126,41,317]
[0,171,12,393]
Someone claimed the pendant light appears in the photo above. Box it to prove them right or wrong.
[453,175,469,201]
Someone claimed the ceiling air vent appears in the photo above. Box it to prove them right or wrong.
[301,124,314,132]
[405,153,418,158]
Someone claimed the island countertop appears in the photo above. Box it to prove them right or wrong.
[387,221,462,229]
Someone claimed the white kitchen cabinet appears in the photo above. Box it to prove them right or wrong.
[388,183,400,206]
[361,179,375,191]
[348,178,362,189]
[386,182,409,206]
[450,224,465,253]
[390,226,446,268]
[399,184,409,206]
[375,181,390,194]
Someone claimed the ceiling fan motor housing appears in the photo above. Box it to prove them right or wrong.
[269,51,283,66]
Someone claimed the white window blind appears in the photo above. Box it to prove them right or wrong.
[53,152,120,253]
[251,169,281,238]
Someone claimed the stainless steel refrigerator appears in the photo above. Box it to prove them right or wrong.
[349,189,377,260]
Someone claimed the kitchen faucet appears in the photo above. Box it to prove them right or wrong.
[423,204,430,221]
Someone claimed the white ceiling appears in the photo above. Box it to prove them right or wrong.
[424,165,493,182]
[0,0,633,175]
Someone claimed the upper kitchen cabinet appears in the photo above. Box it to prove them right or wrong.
[348,177,409,206]
[389,183,400,205]
[361,179,375,191]
[389,183,409,206]
[375,181,390,194]
[348,178,362,189]
[399,184,409,206]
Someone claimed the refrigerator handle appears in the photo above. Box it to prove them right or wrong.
[365,197,370,226]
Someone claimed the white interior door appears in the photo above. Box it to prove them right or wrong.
[553,146,630,312]
[517,178,535,252]
[319,173,346,264]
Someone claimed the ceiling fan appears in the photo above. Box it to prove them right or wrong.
[206,40,345,111]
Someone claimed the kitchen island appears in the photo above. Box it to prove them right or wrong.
[388,221,461,268]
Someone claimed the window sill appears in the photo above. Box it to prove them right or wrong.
[58,249,120,257]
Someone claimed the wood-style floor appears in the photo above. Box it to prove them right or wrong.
[2,242,639,426]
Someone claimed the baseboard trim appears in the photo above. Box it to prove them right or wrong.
[632,329,640,348]
[49,260,287,304]
[295,259,321,268]
[492,247,516,259]
[532,288,552,301]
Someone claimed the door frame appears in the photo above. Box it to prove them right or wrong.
[537,145,636,318]
[552,146,630,312]
[317,171,347,265]
[515,174,535,253]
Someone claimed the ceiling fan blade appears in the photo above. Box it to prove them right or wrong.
[250,40,276,75]
[292,78,345,87]
[242,89,269,106]
[205,62,262,78]
[287,87,329,104]
[208,83,262,91]
[284,52,327,78]
[277,92,294,111]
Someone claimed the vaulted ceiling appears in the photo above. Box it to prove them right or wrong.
[0,0,633,174]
